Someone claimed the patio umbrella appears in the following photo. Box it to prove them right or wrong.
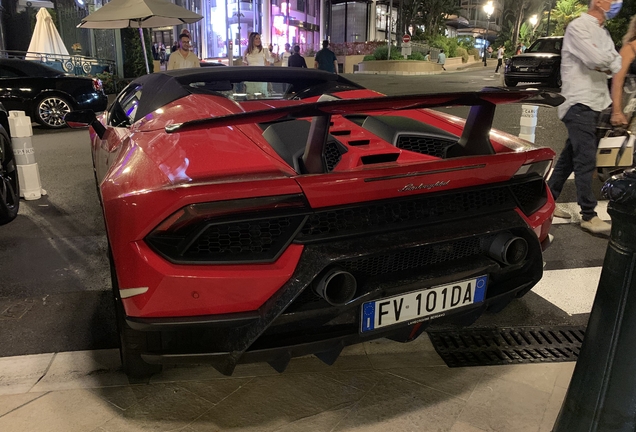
[27,8,70,59]
[77,0,203,74]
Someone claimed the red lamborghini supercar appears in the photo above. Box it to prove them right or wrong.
[66,67,560,379]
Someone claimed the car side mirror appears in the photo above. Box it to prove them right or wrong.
[64,110,106,139]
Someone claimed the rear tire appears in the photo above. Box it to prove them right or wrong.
[109,249,162,381]
[0,126,19,225]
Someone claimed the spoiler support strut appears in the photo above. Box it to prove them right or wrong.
[302,115,332,174]
[446,101,497,158]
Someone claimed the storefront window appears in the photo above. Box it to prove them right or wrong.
[331,2,367,43]
[271,0,319,53]
[375,3,396,38]
[201,0,320,59]
[204,0,228,58]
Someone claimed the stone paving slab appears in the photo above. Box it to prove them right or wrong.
[0,338,575,432]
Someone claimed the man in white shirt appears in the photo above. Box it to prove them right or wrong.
[167,34,201,70]
[495,45,504,74]
[548,0,621,236]
[281,43,292,67]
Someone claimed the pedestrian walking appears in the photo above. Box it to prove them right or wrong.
[437,49,446,71]
[167,33,200,70]
[152,43,159,60]
[548,0,622,236]
[281,43,293,67]
[515,43,523,55]
[288,45,307,68]
[483,45,492,66]
[315,40,338,74]
[495,45,504,74]
[159,43,166,65]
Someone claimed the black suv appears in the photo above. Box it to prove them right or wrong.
[504,36,563,88]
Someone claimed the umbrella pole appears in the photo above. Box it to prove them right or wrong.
[138,22,150,74]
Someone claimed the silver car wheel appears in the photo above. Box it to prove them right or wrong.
[37,96,71,128]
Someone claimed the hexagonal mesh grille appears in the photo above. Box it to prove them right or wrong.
[510,180,547,215]
[512,58,540,67]
[396,135,456,157]
[324,141,343,171]
[340,237,482,276]
[181,216,303,262]
[298,187,513,241]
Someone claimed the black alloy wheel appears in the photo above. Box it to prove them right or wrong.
[0,126,19,225]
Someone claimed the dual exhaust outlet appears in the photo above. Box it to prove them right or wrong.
[313,232,528,307]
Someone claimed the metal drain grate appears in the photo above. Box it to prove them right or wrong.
[427,326,586,367]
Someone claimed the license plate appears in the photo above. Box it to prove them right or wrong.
[360,276,487,333]
[518,67,528,72]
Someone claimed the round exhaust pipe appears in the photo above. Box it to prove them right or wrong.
[314,268,357,306]
[488,233,528,266]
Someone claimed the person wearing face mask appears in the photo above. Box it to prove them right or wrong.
[548,0,622,236]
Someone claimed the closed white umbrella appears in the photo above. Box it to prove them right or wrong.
[77,0,203,74]
[27,8,70,59]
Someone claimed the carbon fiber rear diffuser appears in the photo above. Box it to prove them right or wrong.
[427,326,586,367]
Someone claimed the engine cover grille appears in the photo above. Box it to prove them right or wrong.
[297,186,514,242]
[396,135,456,158]
[512,58,540,67]
[340,237,482,277]
[324,141,344,171]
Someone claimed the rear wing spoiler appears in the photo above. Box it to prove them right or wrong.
[166,89,564,174]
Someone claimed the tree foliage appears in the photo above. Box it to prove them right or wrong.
[122,28,154,78]
[403,0,459,38]
[421,0,460,37]
[501,0,545,48]
[605,0,636,47]
[544,0,587,36]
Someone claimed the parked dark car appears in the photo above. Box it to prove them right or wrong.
[0,102,18,224]
[504,36,563,88]
[0,58,108,128]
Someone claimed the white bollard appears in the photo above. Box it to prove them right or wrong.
[7,111,46,200]
[519,104,538,143]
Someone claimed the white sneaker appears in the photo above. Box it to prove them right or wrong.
[580,216,611,237]
[553,205,571,219]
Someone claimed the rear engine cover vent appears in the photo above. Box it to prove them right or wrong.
[331,130,351,136]
[324,140,347,171]
[361,153,399,165]
[397,135,457,158]
[348,139,370,146]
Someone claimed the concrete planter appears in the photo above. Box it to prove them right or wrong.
[356,59,443,75]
